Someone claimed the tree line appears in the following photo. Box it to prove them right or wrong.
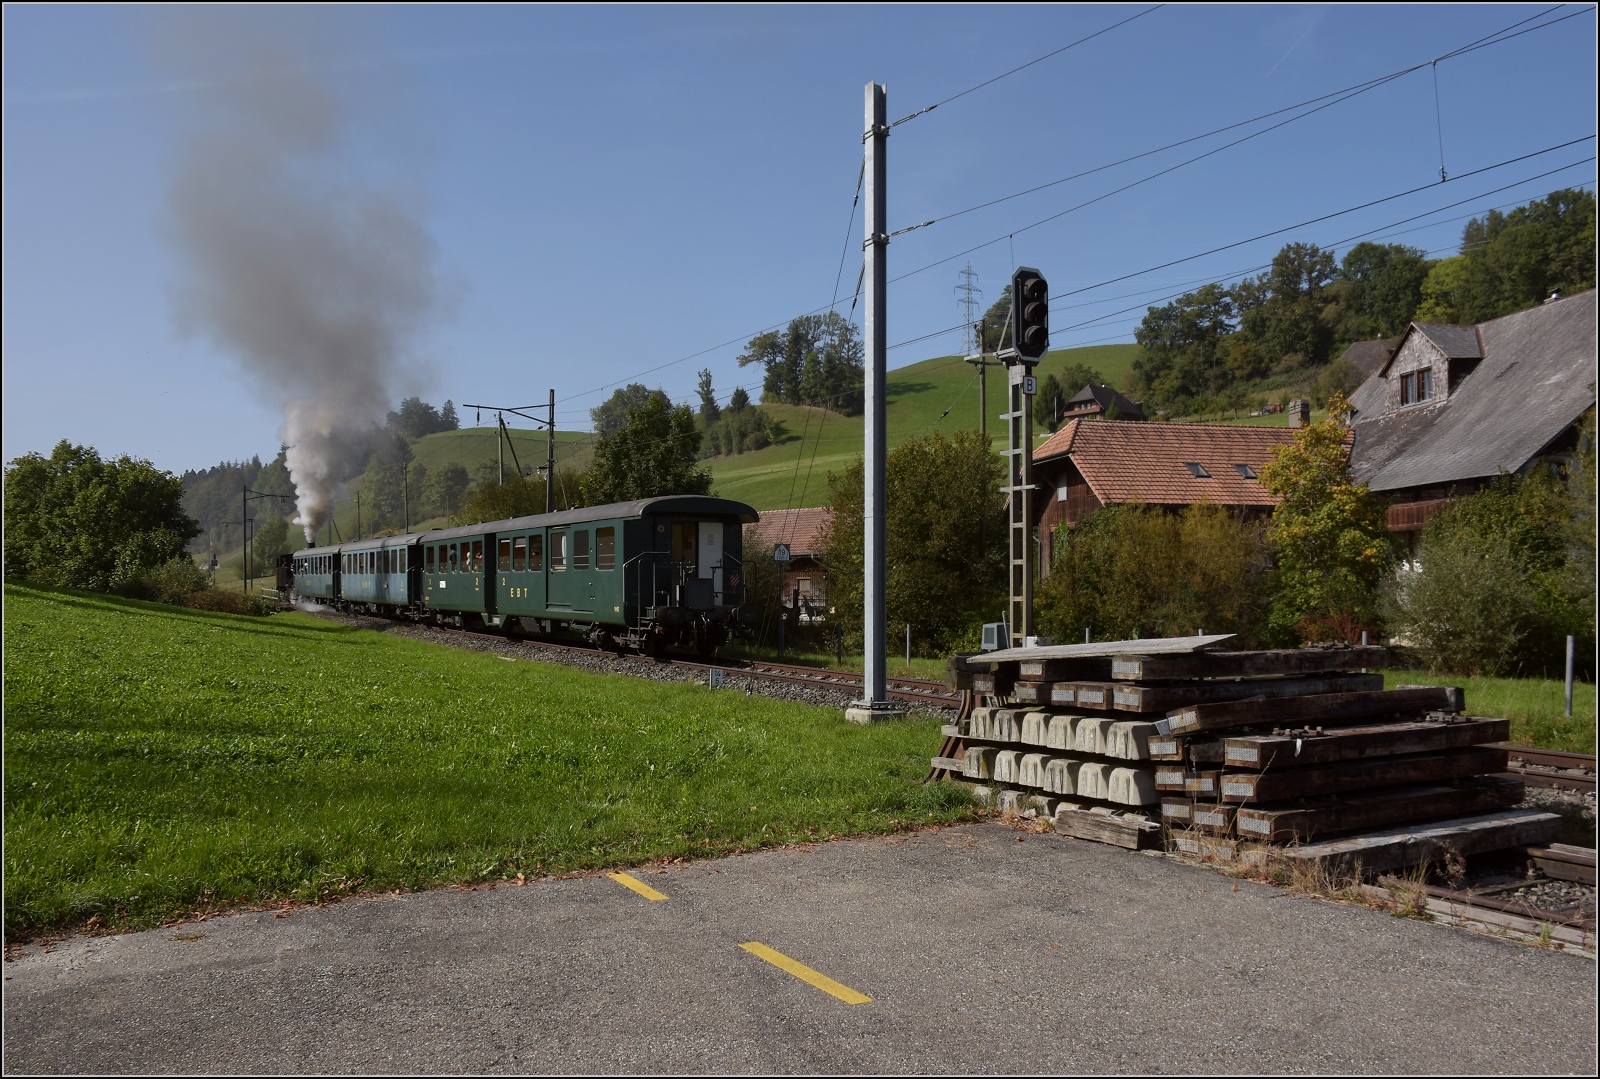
[1132,188,1595,416]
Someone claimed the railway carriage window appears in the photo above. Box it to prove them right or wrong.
[529,534,544,572]
[499,538,512,571]
[574,529,590,570]
[426,546,435,572]
[471,540,484,572]
[513,537,527,572]
[551,531,567,570]
[449,543,459,572]
[596,527,615,570]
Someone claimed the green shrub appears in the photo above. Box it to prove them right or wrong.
[1384,467,1594,677]
[1036,503,1272,645]
[1383,529,1539,676]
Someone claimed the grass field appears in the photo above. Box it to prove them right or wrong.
[2,583,971,939]
[1382,669,1596,753]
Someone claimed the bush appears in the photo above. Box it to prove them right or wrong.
[1382,530,1537,676]
[114,557,275,616]
[1384,467,1594,677]
[1036,503,1271,645]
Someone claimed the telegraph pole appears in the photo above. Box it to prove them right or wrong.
[965,319,997,440]
[848,81,903,724]
[463,394,559,512]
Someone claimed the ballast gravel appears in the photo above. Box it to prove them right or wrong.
[306,607,956,718]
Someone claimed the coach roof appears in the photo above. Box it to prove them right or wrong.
[419,495,759,543]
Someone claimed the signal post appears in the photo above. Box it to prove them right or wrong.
[1000,267,1049,649]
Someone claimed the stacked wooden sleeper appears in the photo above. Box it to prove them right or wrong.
[945,639,1562,866]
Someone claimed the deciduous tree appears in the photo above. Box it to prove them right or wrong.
[5,441,200,592]
[1256,394,1392,642]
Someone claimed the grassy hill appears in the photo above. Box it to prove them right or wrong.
[707,343,1140,509]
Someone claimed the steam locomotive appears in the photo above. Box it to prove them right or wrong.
[287,495,759,656]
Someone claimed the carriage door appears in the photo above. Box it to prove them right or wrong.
[698,522,723,605]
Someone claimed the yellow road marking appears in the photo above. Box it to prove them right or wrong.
[739,942,871,1005]
[606,871,669,901]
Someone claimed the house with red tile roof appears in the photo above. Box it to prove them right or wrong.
[1031,418,1303,569]
[743,506,832,613]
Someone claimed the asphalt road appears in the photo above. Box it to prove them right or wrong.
[5,822,1594,1074]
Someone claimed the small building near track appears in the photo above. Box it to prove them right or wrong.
[743,506,832,617]
[1030,418,1302,571]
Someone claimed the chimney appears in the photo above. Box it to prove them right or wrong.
[1287,399,1311,428]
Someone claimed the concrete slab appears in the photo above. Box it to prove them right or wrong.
[993,750,1023,784]
[1021,712,1050,745]
[1019,752,1054,789]
[1076,717,1115,756]
[1107,721,1158,760]
[995,789,1025,813]
[991,710,1022,743]
[1108,766,1159,806]
[968,707,993,740]
[963,746,996,780]
[1044,757,1082,796]
[1045,714,1079,750]
[1077,762,1111,801]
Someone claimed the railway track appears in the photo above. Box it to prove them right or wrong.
[1499,745,1597,793]
[386,614,962,709]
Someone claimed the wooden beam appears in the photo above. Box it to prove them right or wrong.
[1524,844,1597,886]
[971,670,1017,697]
[1163,686,1463,735]
[1019,657,1114,680]
[1233,776,1525,843]
[1224,717,1510,770]
[1274,809,1563,875]
[1097,673,1384,714]
[1054,807,1160,849]
[1011,681,1051,705]
[1221,746,1509,804]
[1111,646,1388,682]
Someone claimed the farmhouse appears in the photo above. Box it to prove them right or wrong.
[1057,383,1147,423]
[743,506,830,614]
[1030,418,1301,569]
[1346,289,1597,538]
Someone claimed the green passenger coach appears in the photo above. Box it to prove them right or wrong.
[290,495,759,656]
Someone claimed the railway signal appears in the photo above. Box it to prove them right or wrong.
[1009,266,1049,362]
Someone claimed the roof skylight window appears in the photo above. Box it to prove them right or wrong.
[1184,462,1211,478]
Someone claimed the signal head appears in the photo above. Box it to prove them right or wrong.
[1010,266,1049,360]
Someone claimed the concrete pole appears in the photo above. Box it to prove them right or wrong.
[1565,634,1575,717]
[547,389,556,514]
[859,81,890,712]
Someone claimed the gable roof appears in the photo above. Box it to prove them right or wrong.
[1336,339,1394,378]
[743,506,831,556]
[1034,418,1299,507]
[1377,321,1483,377]
[1350,290,1597,492]
[1064,383,1147,419]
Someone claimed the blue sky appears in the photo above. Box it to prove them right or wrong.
[4,4,1595,473]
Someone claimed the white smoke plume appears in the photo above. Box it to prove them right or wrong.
[160,13,441,541]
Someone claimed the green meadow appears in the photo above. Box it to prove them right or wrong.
[3,583,970,939]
